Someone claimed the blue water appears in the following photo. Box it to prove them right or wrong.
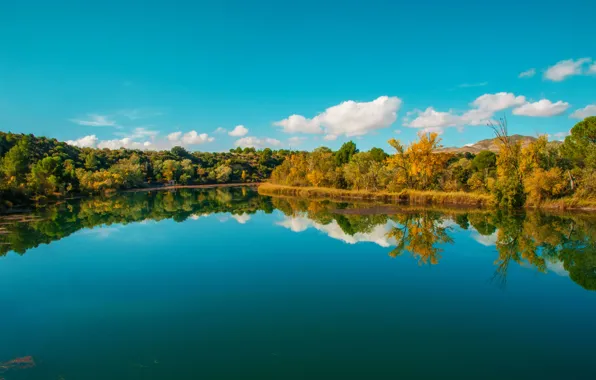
[0,188,595,379]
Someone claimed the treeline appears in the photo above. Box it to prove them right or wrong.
[270,116,596,208]
[0,131,291,209]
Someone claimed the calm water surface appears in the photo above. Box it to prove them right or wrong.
[1,187,595,379]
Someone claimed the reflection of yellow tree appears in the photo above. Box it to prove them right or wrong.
[492,213,546,288]
[386,212,453,265]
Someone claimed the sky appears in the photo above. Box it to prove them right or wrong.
[1,0,595,152]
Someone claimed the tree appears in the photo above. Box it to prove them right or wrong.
[0,138,30,185]
[368,147,388,162]
[490,118,525,208]
[161,160,181,182]
[335,141,358,166]
[171,146,192,159]
[387,132,449,191]
[562,116,596,168]
[84,152,99,170]
[216,165,232,183]
[472,151,496,172]
[27,156,61,196]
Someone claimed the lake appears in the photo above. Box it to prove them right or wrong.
[1,187,595,379]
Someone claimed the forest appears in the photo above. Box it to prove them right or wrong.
[0,131,289,210]
[267,116,596,209]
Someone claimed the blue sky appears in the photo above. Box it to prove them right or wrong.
[1,0,595,152]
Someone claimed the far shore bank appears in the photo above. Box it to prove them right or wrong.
[258,183,596,212]
[123,182,260,193]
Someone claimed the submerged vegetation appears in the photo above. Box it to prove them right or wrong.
[2,187,595,291]
[267,116,596,209]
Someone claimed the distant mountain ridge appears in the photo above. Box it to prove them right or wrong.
[437,134,538,154]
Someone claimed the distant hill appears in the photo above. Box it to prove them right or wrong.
[437,135,538,154]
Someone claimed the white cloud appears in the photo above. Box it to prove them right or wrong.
[273,114,324,134]
[544,58,592,81]
[67,129,214,152]
[116,127,159,139]
[518,68,536,78]
[407,107,459,129]
[406,92,524,131]
[570,104,596,119]
[228,125,249,137]
[549,131,570,141]
[590,63,596,74]
[234,136,282,148]
[214,127,227,134]
[231,213,251,224]
[420,126,445,135]
[167,131,215,146]
[66,135,99,148]
[287,136,307,146]
[97,137,152,150]
[458,82,488,88]
[471,92,526,112]
[70,114,118,127]
[274,96,402,138]
[512,99,570,117]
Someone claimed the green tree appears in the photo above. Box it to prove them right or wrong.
[335,141,358,166]
[0,138,30,185]
[84,152,99,170]
[368,147,388,163]
[472,151,497,172]
[562,116,596,168]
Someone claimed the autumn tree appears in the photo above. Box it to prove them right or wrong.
[490,118,525,208]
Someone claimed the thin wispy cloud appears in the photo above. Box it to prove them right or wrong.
[119,108,164,120]
[458,82,488,88]
[70,114,119,127]
[518,68,536,78]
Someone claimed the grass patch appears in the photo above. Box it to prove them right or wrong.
[258,183,495,208]
[539,197,596,211]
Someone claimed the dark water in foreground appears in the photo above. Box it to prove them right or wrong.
[1,187,595,379]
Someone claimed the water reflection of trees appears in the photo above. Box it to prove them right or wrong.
[271,198,596,291]
[386,211,453,265]
[0,187,272,256]
[1,191,595,291]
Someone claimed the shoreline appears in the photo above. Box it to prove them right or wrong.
[258,183,492,208]
[123,182,260,193]
[258,183,596,212]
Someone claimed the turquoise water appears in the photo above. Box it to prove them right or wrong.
[1,187,595,379]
